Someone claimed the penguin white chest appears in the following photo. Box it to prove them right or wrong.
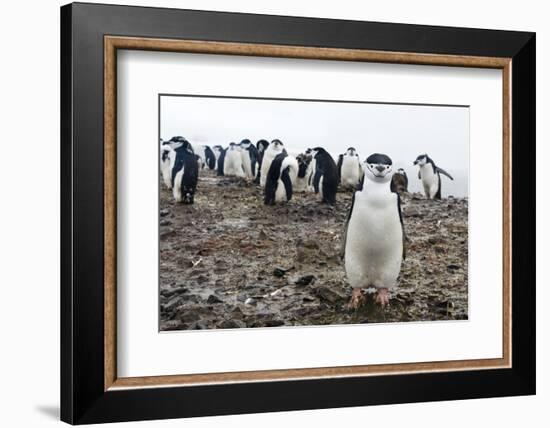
[225,150,245,177]
[344,190,403,290]
[341,157,361,187]
[419,164,439,199]
[240,151,252,177]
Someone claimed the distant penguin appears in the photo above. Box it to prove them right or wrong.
[168,138,199,204]
[260,139,286,187]
[212,145,223,171]
[239,139,259,179]
[216,146,227,176]
[310,147,339,204]
[294,152,313,192]
[203,145,216,170]
[160,141,174,189]
[264,152,299,205]
[413,154,454,199]
[254,139,270,184]
[390,168,409,194]
[337,147,362,190]
[223,143,245,177]
[343,153,405,307]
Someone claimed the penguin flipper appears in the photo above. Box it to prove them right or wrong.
[281,166,293,202]
[341,191,356,260]
[337,154,343,181]
[312,169,323,194]
[436,167,454,180]
[397,193,406,260]
[418,170,421,180]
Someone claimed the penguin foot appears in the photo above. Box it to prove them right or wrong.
[347,288,366,310]
[375,288,390,307]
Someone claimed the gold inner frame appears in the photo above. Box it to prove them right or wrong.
[104,35,512,391]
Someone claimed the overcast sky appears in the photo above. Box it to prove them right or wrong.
[160,95,469,197]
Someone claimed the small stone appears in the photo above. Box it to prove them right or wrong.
[206,294,223,304]
[295,275,315,286]
[160,219,172,226]
[264,319,285,327]
[218,319,247,329]
[273,268,286,277]
[160,209,170,217]
[313,286,343,304]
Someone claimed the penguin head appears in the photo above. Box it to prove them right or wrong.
[168,137,193,153]
[270,139,284,153]
[414,154,429,166]
[397,168,406,175]
[364,153,393,183]
[345,147,357,156]
[240,139,251,149]
[228,142,241,151]
[257,139,269,152]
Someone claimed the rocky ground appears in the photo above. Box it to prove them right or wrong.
[159,169,468,331]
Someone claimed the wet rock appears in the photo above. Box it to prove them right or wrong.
[273,268,286,277]
[313,286,344,304]
[218,319,247,329]
[162,296,183,312]
[160,209,170,217]
[295,275,315,286]
[189,320,209,330]
[179,310,201,323]
[160,219,172,226]
[264,319,285,327]
[206,294,223,304]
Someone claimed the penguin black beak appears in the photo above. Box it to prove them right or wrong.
[413,160,418,165]
[375,165,385,173]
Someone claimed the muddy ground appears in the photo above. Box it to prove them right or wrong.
[159,169,468,331]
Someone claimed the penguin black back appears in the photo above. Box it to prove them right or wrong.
[216,147,227,176]
[203,146,216,170]
[312,147,338,204]
[264,152,292,205]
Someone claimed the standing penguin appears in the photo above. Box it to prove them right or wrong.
[254,139,270,184]
[294,152,313,192]
[390,168,409,194]
[337,147,362,190]
[223,142,245,177]
[260,139,286,187]
[311,147,339,204]
[413,154,454,199]
[264,152,299,205]
[168,138,199,204]
[160,140,174,189]
[203,145,216,170]
[343,153,405,307]
[239,139,259,179]
[216,146,227,176]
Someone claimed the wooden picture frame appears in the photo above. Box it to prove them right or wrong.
[61,2,535,424]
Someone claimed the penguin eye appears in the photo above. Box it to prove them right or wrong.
[370,164,374,168]
[386,165,389,169]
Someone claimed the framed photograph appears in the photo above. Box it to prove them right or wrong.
[61,2,535,424]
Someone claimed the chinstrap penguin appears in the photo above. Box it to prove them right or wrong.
[337,147,362,190]
[310,147,339,204]
[413,154,453,199]
[294,152,314,192]
[343,153,406,307]
[239,139,259,179]
[390,168,409,194]
[223,142,245,177]
[168,137,199,204]
[260,139,286,187]
[264,152,299,205]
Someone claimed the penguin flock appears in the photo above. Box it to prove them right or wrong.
[160,136,455,309]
